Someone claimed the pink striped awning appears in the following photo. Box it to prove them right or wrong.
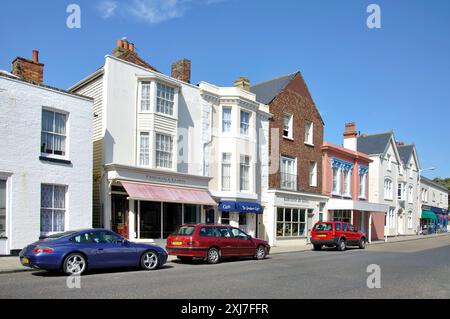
[121,181,217,206]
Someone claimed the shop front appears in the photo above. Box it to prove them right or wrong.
[325,199,388,242]
[217,200,263,238]
[421,206,448,234]
[104,164,216,245]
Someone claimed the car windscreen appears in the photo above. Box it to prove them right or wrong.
[40,231,77,241]
[173,226,196,236]
[313,223,333,231]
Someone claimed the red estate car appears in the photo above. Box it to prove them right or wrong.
[310,221,367,251]
[166,224,270,264]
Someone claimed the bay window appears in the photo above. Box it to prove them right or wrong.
[139,132,150,166]
[41,109,67,157]
[239,155,250,191]
[156,83,175,115]
[221,153,231,191]
[140,82,151,111]
[222,107,232,133]
[41,184,66,234]
[240,111,250,136]
[155,133,173,169]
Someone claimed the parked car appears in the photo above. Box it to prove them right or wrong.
[19,229,168,275]
[166,224,270,264]
[310,221,367,251]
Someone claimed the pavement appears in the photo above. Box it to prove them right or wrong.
[1,233,450,298]
[0,232,449,274]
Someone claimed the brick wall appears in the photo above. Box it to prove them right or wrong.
[268,73,324,194]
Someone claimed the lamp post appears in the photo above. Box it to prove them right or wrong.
[418,167,435,235]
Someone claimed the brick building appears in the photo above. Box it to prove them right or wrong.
[250,72,328,246]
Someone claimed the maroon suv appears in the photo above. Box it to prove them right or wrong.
[166,224,270,264]
[310,221,367,251]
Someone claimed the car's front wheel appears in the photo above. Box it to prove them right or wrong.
[359,238,366,249]
[255,245,267,260]
[63,253,87,276]
[141,250,160,270]
[336,239,346,251]
[206,247,220,264]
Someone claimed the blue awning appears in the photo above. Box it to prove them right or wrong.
[218,201,237,212]
[430,206,444,214]
[218,201,263,214]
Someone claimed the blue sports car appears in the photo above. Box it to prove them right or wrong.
[19,229,168,275]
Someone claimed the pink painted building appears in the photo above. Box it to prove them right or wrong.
[321,123,389,242]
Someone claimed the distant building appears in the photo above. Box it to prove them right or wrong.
[357,130,420,236]
[420,176,449,233]
[0,51,93,255]
[322,123,389,242]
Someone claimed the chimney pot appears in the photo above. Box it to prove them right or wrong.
[234,76,250,91]
[128,43,135,51]
[171,59,191,83]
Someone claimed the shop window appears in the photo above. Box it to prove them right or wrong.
[184,204,199,224]
[332,210,351,223]
[139,201,161,239]
[163,203,182,239]
[276,207,306,238]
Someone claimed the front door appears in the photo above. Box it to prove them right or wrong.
[111,195,129,239]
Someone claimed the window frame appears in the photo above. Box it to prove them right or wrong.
[40,184,67,235]
[156,82,175,116]
[304,120,314,145]
[222,107,232,133]
[41,108,69,160]
[283,113,293,139]
[221,153,232,191]
[384,178,393,200]
[240,110,250,136]
[155,133,174,169]
[239,155,251,192]
[276,207,306,238]
[309,161,318,187]
[332,166,341,195]
[139,132,150,166]
[0,179,6,238]
[280,156,297,191]
[139,81,152,112]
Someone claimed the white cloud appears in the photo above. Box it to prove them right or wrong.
[126,0,188,24]
[98,0,118,19]
[97,0,228,24]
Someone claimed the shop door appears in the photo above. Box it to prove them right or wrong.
[111,195,129,239]
[206,209,215,224]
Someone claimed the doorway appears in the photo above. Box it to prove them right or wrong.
[111,194,129,239]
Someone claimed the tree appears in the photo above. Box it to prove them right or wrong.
[433,178,450,207]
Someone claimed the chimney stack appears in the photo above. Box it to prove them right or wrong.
[113,38,135,57]
[343,122,358,151]
[234,76,250,91]
[171,59,191,83]
[11,50,44,84]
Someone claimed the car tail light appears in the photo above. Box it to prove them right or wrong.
[32,247,54,253]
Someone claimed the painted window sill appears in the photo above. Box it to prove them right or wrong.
[283,136,294,141]
[39,156,72,165]
[304,142,315,147]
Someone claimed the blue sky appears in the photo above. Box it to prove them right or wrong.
[1,0,449,178]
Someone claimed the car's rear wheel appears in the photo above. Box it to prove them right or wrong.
[63,253,87,276]
[206,247,220,264]
[313,244,322,251]
[336,239,346,251]
[141,250,160,270]
[255,245,266,260]
[359,238,366,249]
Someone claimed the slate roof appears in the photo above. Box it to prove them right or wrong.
[357,132,392,155]
[250,72,298,104]
[397,144,414,164]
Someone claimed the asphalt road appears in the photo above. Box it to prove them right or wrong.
[1,236,450,299]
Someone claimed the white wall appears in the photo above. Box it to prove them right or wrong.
[0,77,93,253]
